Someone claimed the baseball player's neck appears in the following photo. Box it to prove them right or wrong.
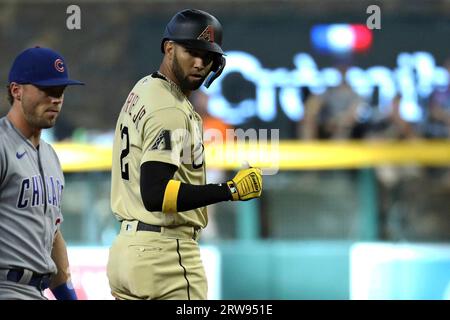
[7,107,42,147]
[158,65,192,97]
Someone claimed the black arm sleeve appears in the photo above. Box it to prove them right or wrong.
[140,161,232,212]
[177,180,232,212]
[140,161,177,212]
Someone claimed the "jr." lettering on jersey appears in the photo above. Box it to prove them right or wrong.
[16,175,64,209]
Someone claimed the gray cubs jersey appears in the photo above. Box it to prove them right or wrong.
[0,117,64,275]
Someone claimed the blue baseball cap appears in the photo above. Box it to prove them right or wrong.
[8,47,84,87]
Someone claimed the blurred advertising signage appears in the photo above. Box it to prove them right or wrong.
[350,243,450,300]
[205,51,449,124]
[311,24,373,54]
[45,246,221,300]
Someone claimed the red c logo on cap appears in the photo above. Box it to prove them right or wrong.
[54,59,65,73]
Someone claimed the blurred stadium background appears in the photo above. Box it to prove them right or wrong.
[1,0,450,299]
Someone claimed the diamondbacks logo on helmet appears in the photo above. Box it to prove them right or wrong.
[197,25,214,42]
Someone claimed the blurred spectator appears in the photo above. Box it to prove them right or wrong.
[368,94,420,140]
[417,58,450,240]
[424,58,450,138]
[296,64,368,238]
[368,94,429,240]
[299,64,366,140]
[190,90,234,242]
[190,90,233,140]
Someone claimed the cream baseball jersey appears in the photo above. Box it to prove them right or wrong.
[111,73,207,228]
[0,117,64,275]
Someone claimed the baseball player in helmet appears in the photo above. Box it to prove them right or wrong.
[107,9,263,300]
[0,47,83,299]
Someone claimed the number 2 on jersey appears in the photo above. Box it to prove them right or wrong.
[120,124,130,180]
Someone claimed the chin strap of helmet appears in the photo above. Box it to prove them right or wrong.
[204,55,226,88]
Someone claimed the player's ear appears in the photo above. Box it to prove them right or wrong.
[164,41,175,60]
[10,83,22,102]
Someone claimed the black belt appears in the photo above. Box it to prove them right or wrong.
[7,269,52,290]
[136,221,162,232]
[134,221,200,240]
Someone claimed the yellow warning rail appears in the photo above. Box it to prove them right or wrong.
[53,140,450,172]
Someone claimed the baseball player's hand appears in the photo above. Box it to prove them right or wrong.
[226,167,263,201]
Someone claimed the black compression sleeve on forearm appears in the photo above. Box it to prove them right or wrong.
[140,161,232,213]
[177,182,231,212]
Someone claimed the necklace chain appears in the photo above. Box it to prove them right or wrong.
[156,71,196,112]
[156,71,184,96]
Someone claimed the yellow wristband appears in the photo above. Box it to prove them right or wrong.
[162,180,181,214]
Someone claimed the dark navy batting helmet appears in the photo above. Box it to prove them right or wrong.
[161,9,224,55]
[161,9,226,87]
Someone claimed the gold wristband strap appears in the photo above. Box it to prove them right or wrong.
[162,180,181,213]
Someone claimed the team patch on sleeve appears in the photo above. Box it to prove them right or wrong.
[150,130,172,151]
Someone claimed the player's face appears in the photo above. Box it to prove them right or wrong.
[20,84,66,129]
[172,44,214,91]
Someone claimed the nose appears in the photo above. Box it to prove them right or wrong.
[50,95,63,104]
[193,56,206,69]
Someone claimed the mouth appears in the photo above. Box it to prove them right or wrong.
[189,74,204,80]
[45,109,60,115]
